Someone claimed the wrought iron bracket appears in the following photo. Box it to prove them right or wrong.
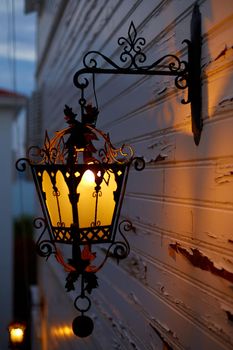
[73,3,202,145]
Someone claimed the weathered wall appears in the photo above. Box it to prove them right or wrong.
[33,0,233,349]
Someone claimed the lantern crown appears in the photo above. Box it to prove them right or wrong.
[26,104,133,167]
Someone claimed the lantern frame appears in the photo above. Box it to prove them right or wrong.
[31,162,131,246]
[16,118,145,261]
[16,111,145,337]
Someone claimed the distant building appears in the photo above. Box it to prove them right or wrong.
[0,88,26,350]
[26,1,233,350]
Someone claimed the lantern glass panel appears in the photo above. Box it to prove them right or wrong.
[78,169,117,229]
[42,170,73,227]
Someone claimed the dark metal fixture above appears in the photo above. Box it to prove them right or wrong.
[74,3,202,145]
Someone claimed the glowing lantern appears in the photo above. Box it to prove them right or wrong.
[31,162,129,245]
[16,104,144,337]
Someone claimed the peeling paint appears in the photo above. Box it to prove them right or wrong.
[205,231,218,239]
[158,283,191,314]
[169,243,233,283]
[114,321,140,350]
[168,246,177,260]
[157,87,167,95]
[219,96,233,106]
[202,45,233,77]
[149,323,174,350]
[221,304,233,323]
[94,298,140,349]
[214,45,228,61]
[215,171,233,184]
[159,285,169,297]
[215,163,233,184]
[148,154,166,163]
[148,142,173,151]
[147,141,174,164]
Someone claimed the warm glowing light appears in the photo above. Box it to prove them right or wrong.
[9,324,25,344]
[78,169,117,229]
[51,325,74,338]
[42,170,73,227]
[98,171,117,226]
[82,170,95,184]
[34,164,127,244]
[63,326,73,336]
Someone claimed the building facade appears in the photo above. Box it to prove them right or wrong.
[26,1,233,349]
[0,89,26,350]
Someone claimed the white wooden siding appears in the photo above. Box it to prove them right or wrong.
[34,0,233,349]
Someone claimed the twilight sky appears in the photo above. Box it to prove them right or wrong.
[0,0,36,96]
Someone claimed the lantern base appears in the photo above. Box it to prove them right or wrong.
[72,315,94,337]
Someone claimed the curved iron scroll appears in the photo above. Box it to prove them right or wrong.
[74,21,188,85]
[34,217,56,259]
[73,7,202,145]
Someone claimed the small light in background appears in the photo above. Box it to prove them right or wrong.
[8,322,26,346]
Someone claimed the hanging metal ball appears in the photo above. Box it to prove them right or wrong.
[72,315,94,337]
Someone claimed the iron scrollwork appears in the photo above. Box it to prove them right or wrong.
[74,12,202,145]
[111,219,132,260]
[132,156,146,171]
[74,21,189,99]
[118,21,146,68]
[15,158,30,172]
[34,217,56,259]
